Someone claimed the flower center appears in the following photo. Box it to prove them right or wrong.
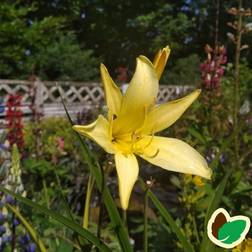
[112,131,158,157]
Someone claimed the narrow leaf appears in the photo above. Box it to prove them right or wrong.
[0,187,111,252]
[7,204,48,252]
[200,170,232,252]
[60,94,133,252]
[139,178,195,252]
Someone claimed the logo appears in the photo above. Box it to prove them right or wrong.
[207,208,251,249]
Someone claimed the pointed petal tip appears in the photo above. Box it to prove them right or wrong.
[200,171,212,180]
[163,45,171,53]
[138,55,155,68]
[100,63,107,71]
[188,89,201,100]
[196,89,201,95]
[121,201,128,210]
[115,154,139,210]
[205,168,212,180]
[198,162,212,180]
[72,125,80,132]
[72,124,93,134]
[137,55,158,79]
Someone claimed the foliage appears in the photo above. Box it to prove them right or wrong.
[32,33,100,81]
[24,117,76,161]
[0,1,100,81]
[162,54,201,85]
[0,1,64,78]
[1,0,252,81]
[129,3,192,53]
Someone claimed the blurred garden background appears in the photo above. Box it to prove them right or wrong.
[0,0,252,251]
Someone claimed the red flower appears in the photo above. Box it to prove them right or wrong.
[200,45,227,89]
[6,94,24,152]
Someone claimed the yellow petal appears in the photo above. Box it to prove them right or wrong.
[115,153,139,210]
[153,46,170,80]
[73,115,115,154]
[138,136,211,179]
[113,56,158,136]
[142,89,201,134]
[100,64,122,118]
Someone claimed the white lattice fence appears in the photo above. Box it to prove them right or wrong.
[42,82,104,104]
[0,80,32,103]
[0,79,194,118]
[158,85,193,103]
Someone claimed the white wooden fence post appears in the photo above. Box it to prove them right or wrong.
[34,78,44,117]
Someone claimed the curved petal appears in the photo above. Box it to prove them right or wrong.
[153,46,170,80]
[73,115,115,154]
[100,64,123,118]
[141,89,201,134]
[113,56,159,136]
[138,136,211,179]
[115,153,139,210]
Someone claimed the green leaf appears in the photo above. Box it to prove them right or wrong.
[0,187,111,252]
[188,128,207,144]
[218,220,247,244]
[60,94,133,252]
[7,204,48,252]
[200,170,232,252]
[139,178,195,252]
[56,240,73,252]
[54,172,85,250]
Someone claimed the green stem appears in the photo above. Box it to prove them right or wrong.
[83,175,95,229]
[7,204,48,252]
[95,199,104,252]
[233,0,242,169]
[11,213,16,252]
[144,190,149,252]
[122,210,127,229]
[139,178,195,252]
[122,209,129,237]
[42,178,49,208]
[192,210,200,246]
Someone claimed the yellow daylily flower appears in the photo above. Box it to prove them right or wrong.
[73,46,212,210]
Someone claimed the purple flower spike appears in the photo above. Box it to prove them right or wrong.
[2,234,12,244]
[18,234,30,245]
[0,225,6,234]
[0,201,4,208]
[5,195,15,205]
[26,243,36,252]
[0,212,6,223]
[13,218,20,227]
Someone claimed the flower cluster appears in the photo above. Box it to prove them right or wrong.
[18,234,36,252]
[0,194,36,252]
[200,45,227,89]
[6,94,24,152]
[0,144,34,251]
[0,194,18,251]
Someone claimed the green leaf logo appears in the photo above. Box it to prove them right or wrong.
[207,208,251,249]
